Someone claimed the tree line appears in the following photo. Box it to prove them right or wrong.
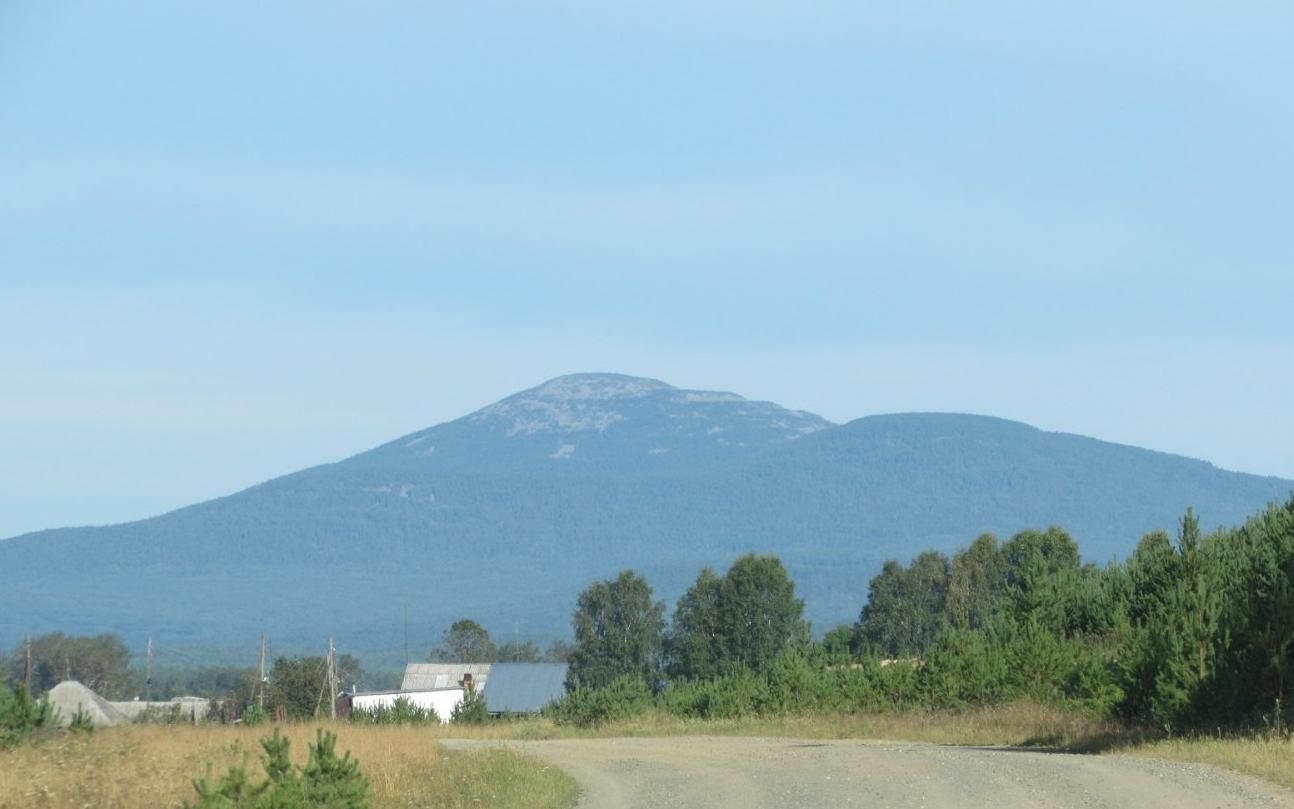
[555,497,1294,732]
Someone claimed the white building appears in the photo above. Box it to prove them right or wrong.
[349,687,464,724]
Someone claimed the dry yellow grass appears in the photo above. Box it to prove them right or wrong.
[0,723,577,809]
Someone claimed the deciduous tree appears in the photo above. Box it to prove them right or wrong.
[567,570,665,691]
[431,619,497,663]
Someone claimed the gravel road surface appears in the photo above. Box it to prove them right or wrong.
[447,736,1293,809]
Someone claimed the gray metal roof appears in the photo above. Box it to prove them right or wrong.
[401,663,491,692]
[482,663,568,714]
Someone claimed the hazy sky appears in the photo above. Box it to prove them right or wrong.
[3,2,1292,539]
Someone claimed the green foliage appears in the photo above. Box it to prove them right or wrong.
[668,556,809,680]
[659,667,769,719]
[497,639,542,663]
[1214,497,1294,729]
[300,730,369,808]
[551,675,653,727]
[185,729,369,809]
[855,551,950,656]
[8,632,134,698]
[452,689,488,724]
[1000,527,1081,624]
[188,757,268,808]
[567,570,665,691]
[665,567,724,680]
[919,625,1011,707]
[268,655,362,719]
[819,624,855,660]
[68,705,96,733]
[240,704,269,726]
[432,619,497,664]
[947,534,1005,630]
[348,696,440,725]
[716,555,810,674]
[543,639,574,663]
[0,682,56,748]
[1125,530,1177,623]
[144,664,257,703]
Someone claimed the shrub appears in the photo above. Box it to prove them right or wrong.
[240,704,269,726]
[452,689,488,724]
[1062,646,1124,715]
[185,728,369,809]
[68,706,96,734]
[765,649,837,714]
[551,675,652,727]
[659,668,768,719]
[349,696,441,725]
[0,683,56,748]
[919,627,1011,708]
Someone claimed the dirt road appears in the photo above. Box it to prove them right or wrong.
[447,736,1293,809]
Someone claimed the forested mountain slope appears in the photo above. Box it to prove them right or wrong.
[3,374,1288,655]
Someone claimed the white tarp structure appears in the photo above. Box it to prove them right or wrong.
[110,696,210,723]
[350,687,464,724]
[46,681,127,727]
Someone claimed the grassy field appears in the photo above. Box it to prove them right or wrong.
[0,723,578,809]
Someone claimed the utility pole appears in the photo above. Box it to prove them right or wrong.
[403,600,410,667]
[326,637,338,720]
[23,634,32,693]
[145,635,153,702]
[256,635,267,712]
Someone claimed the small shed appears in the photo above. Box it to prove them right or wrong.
[482,663,568,715]
[46,681,126,727]
[401,663,491,693]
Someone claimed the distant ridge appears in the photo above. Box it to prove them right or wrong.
[2,373,1289,657]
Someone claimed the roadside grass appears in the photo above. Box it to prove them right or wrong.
[442,702,1125,748]
[1120,734,1294,789]
[0,723,578,809]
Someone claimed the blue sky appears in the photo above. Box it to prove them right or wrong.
[2,2,1292,538]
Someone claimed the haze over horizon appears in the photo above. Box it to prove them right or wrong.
[4,2,1292,538]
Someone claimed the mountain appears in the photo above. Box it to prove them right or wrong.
[2,373,1289,661]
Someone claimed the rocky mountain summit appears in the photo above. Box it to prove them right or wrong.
[366,373,832,469]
